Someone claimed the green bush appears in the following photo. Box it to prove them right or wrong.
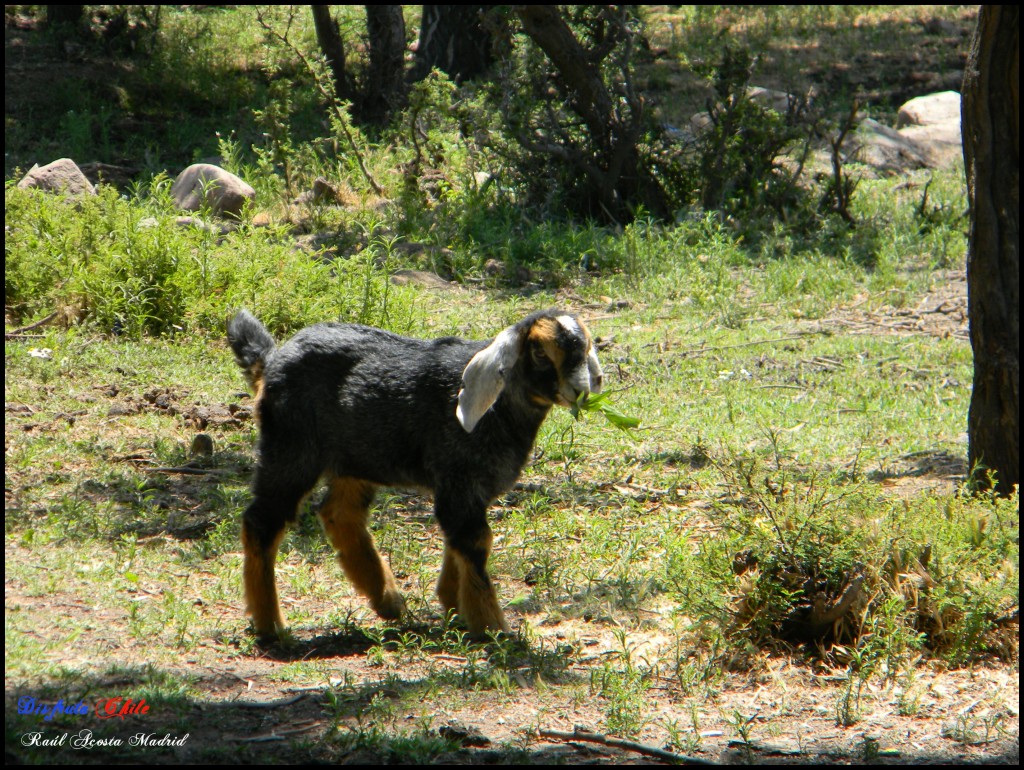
[665,456,1019,667]
[4,184,417,338]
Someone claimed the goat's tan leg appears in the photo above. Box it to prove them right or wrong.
[437,546,460,620]
[318,477,406,620]
[242,523,287,638]
[242,486,311,639]
[448,525,510,636]
[435,491,509,636]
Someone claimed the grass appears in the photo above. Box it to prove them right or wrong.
[6,167,1016,763]
[5,5,1017,765]
[6,174,1015,758]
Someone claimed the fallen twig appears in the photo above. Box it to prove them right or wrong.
[228,694,307,710]
[235,721,321,742]
[674,333,819,358]
[538,727,715,765]
[149,466,227,476]
[991,606,1019,626]
[6,311,58,338]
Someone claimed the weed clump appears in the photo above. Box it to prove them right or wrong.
[667,456,1019,669]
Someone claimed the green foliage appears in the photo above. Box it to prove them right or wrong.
[573,392,641,434]
[4,8,1012,761]
[649,39,877,254]
[666,455,1018,667]
[486,7,673,220]
[4,184,418,338]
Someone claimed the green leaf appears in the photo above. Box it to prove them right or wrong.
[574,392,641,433]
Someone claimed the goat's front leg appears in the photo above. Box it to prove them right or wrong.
[434,494,510,636]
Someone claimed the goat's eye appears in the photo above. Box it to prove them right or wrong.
[530,343,552,369]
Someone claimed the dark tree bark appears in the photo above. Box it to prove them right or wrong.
[364,5,408,124]
[516,6,616,150]
[47,5,85,30]
[962,5,1019,495]
[311,5,352,102]
[514,5,667,220]
[412,5,495,83]
[47,4,88,51]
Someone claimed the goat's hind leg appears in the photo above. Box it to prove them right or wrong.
[242,489,305,639]
[318,476,406,620]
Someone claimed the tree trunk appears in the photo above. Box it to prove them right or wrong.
[515,5,666,220]
[962,5,1019,495]
[311,5,352,102]
[364,5,407,124]
[47,5,85,30]
[516,6,615,151]
[412,6,495,83]
[47,4,87,50]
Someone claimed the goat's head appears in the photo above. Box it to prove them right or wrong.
[457,311,603,432]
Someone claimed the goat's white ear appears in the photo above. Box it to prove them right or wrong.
[457,327,521,432]
[587,346,604,393]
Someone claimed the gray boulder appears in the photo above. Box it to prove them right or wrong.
[844,118,932,174]
[689,86,800,135]
[171,163,255,218]
[896,90,961,128]
[844,92,965,174]
[895,91,963,168]
[17,158,96,196]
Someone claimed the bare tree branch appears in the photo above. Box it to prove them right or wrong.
[256,8,384,196]
[539,727,716,765]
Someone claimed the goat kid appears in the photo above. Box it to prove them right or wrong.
[228,309,603,638]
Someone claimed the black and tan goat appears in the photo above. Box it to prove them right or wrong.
[227,309,603,638]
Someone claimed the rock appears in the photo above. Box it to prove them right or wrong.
[294,233,338,260]
[293,176,342,205]
[390,269,461,291]
[17,158,96,196]
[843,118,932,174]
[689,111,714,134]
[438,721,491,747]
[896,91,961,129]
[171,163,255,218]
[895,92,963,169]
[898,122,963,169]
[174,216,236,236]
[107,402,139,417]
[189,434,214,458]
[689,88,964,174]
[746,86,799,114]
[181,404,240,429]
[79,161,139,188]
[473,171,495,191]
[689,86,800,135]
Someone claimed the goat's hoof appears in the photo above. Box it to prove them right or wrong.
[250,623,287,646]
[373,590,407,621]
[460,613,512,640]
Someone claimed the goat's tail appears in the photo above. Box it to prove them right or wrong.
[227,310,276,394]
